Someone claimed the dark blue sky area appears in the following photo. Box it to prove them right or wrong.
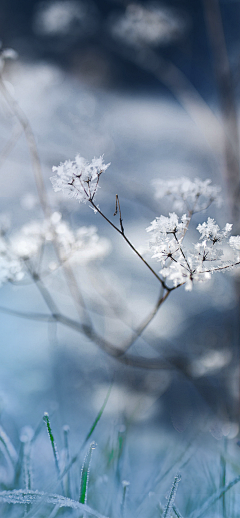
[0,1,240,98]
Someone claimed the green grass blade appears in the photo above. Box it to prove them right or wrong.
[58,384,112,483]
[83,383,112,446]
[43,412,64,495]
[79,442,96,504]
[173,504,184,518]
[121,480,130,517]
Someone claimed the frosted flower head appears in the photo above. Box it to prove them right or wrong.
[147,213,189,266]
[153,177,222,213]
[10,221,45,259]
[111,4,186,48]
[147,212,189,236]
[10,213,111,265]
[50,154,110,204]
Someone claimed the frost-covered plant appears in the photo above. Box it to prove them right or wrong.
[0,211,110,285]
[50,155,110,204]
[51,156,240,293]
[153,177,222,213]
[0,409,239,518]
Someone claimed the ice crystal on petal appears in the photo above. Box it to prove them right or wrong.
[147,206,237,290]
[197,218,232,243]
[153,177,222,213]
[229,235,240,250]
[147,212,189,237]
[50,154,110,203]
[147,213,189,266]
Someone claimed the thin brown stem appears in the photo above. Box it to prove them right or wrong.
[121,289,170,353]
[0,74,92,328]
[113,194,124,233]
[0,77,50,218]
[27,269,174,370]
[90,200,169,289]
[174,233,191,272]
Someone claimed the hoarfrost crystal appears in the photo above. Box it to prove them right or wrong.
[50,154,110,203]
[147,209,239,290]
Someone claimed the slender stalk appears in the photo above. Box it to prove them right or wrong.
[90,200,168,289]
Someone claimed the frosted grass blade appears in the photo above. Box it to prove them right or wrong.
[0,425,18,465]
[0,489,109,518]
[43,413,64,495]
[79,442,96,504]
[190,473,240,518]
[173,504,184,518]
[58,384,112,482]
[63,425,71,499]
[83,383,112,445]
[163,474,181,518]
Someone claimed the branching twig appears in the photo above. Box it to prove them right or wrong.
[90,199,171,290]
[113,194,124,234]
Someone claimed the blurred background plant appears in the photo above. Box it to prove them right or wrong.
[0,0,240,514]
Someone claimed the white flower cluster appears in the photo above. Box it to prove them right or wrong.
[0,212,111,285]
[153,177,222,213]
[50,155,110,203]
[111,4,186,48]
[147,211,239,291]
[146,212,189,263]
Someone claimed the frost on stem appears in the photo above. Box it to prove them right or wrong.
[153,177,222,213]
[50,155,110,203]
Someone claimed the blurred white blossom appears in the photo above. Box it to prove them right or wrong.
[50,155,110,203]
[0,43,18,73]
[111,4,186,48]
[229,235,240,261]
[0,212,111,285]
[33,0,90,36]
[153,177,222,213]
[0,255,23,286]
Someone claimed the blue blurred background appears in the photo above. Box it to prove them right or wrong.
[0,0,240,461]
